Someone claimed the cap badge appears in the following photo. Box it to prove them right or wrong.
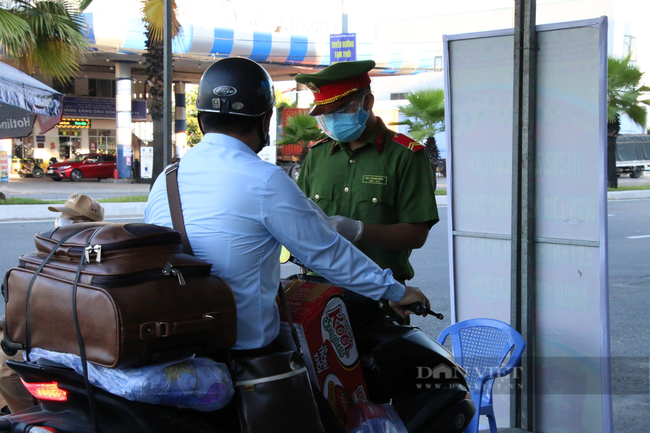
[69,193,79,203]
[305,82,321,93]
[232,102,244,110]
[213,86,237,97]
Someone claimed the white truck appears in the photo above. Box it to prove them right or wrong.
[616,134,650,178]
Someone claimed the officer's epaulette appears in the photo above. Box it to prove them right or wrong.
[392,133,425,152]
[309,138,330,149]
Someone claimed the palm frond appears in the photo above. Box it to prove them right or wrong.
[0,6,37,55]
[78,0,93,11]
[4,0,89,81]
[141,0,181,43]
[392,87,445,140]
[608,54,649,130]
[277,113,327,146]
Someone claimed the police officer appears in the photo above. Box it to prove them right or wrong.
[296,60,439,323]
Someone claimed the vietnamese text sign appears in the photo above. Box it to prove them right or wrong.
[63,97,147,120]
[330,33,357,63]
[57,118,90,128]
[1,151,8,182]
[445,18,610,432]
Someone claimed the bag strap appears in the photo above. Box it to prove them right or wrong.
[24,229,86,361]
[165,163,301,357]
[71,227,103,433]
[165,163,194,256]
[277,283,303,356]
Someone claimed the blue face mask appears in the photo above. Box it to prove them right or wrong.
[317,96,369,142]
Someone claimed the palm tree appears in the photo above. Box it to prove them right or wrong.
[140,0,180,181]
[607,54,650,188]
[392,87,445,176]
[0,0,91,82]
[276,112,327,148]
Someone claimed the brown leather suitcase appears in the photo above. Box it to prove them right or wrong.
[1,222,237,368]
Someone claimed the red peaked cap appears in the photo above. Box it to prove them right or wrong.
[295,60,375,107]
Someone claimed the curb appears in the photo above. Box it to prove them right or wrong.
[606,190,650,200]
[0,202,146,222]
[0,191,648,222]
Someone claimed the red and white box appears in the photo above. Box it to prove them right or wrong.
[278,279,369,425]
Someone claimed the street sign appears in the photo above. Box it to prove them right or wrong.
[140,146,153,179]
[330,33,357,63]
[57,118,90,128]
[1,151,8,182]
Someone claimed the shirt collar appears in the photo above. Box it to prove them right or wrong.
[329,117,388,155]
[203,133,258,156]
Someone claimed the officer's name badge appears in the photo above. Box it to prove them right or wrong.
[362,175,387,185]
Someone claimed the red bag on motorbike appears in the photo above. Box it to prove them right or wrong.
[1,222,237,368]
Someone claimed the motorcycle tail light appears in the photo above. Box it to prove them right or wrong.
[20,379,68,401]
[27,427,57,433]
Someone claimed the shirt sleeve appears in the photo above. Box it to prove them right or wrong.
[261,169,405,302]
[397,150,439,226]
[296,152,311,197]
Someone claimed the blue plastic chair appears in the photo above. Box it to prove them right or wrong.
[437,319,526,433]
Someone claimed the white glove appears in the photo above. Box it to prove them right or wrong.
[325,215,364,242]
[307,199,364,242]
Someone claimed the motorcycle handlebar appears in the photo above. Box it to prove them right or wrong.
[404,302,444,320]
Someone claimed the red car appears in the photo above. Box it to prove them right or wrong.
[46,153,117,182]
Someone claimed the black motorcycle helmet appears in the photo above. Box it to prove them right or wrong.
[195,57,275,117]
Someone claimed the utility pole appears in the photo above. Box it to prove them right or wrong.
[510,0,537,431]
[163,0,173,168]
[342,0,348,33]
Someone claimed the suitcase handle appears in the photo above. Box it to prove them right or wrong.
[140,313,217,339]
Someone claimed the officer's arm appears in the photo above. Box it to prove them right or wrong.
[359,221,432,250]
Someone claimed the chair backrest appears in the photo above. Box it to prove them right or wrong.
[437,318,526,398]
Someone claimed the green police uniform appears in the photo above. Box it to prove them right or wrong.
[297,118,439,282]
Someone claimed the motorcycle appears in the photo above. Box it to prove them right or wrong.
[17,159,44,178]
[0,255,474,433]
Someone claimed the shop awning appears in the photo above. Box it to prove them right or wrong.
[0,61,63,139]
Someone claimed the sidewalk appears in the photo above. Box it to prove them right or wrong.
[1,175,649,222]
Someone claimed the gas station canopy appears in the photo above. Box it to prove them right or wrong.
[80,8,436,83]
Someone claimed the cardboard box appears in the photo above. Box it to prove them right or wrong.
[278,279,368,425]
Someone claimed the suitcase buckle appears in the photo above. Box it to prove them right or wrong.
[159,322,169,337]
[140,321,170,339]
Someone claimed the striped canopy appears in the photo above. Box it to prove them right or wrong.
[82,12,435,76]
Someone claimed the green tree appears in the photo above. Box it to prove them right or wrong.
[607,54,650,188]
[275,89,296,110]
[0,0,91,82]
[276,112,327,148]
[140,0,181,181]
[185,86,202,147]
[392,87,445,176]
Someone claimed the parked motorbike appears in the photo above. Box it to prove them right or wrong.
[0,258,474,433]
[17,159,44,178]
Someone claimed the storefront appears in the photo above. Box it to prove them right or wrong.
[8,97,147,170]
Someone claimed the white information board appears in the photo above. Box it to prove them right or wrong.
[140,146,153,179]
[445,17,611,432]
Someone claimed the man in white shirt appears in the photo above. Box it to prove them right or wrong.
[144,57,430,352]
